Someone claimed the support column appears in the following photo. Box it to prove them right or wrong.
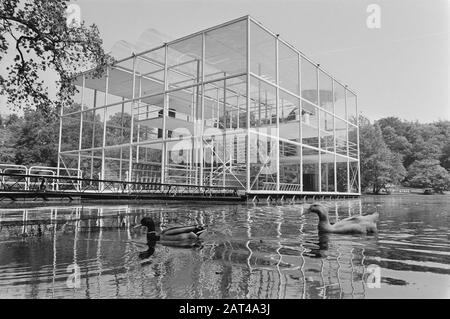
[101,67,109,187]
[200,33,205,186]
[161,44,168,185]
[128,55,136,183]
[246,17,251,193]
[136,75,142,165]
[298,55,303,192]
[56,94,64,191]
[317,66,321,193]
[222,77,227,188]
[90,90,97,181]
[356,95,361,194]
[333,80,337,194]
[345,87,350,193]
[275,36,280,192]
[77,75,85,175]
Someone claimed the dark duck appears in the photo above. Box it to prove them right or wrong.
[306,203,379,234]
[139,217,206,248]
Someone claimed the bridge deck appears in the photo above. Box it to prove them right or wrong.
[0,172,245,205]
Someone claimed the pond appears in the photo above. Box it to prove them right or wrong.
[0,195,449,299]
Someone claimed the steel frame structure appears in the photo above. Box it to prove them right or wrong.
[58,16,360,196]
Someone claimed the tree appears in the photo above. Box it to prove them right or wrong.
[0,114,22,163]
[407,159,450,193]
[0,0,112,115]
[359,115,406,193]
[13,108,59,166]
[378,125,412,160]
[440,143,450,171]
[377,117,450,172]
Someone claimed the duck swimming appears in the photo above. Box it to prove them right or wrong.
[138,217,206,248]
[306,203,379,234]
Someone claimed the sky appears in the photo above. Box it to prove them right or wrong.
[1,0,449,122]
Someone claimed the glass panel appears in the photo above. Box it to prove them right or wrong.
[166,139,194,185]
[348,124,358,158]
[249,130,278,191]
[65,85,83,114]
[135,48,165,97]
[104,147,130,180]
[250,21,276,83]
[204,78,247,135]
[279,140,301,191]
[108,64,134,101]
[301,100,318,148]
[168,35,202,89]
[302,146,319,192]
[134,144,162,182]
[279,41,299,95]
[320,110,334,152]
[60,113,80,152]
[205,20,247,81]
[321,151,335,192]
[249,76,276,128]
[349,161,359,193]
[279,90,300,141]
[105,101,132,146]
[319,70,333,113]
[301,57,318,105]
[79,150,102,181]
[336,156,348,192]
[334,80,346,120]
[106,92,125,107]
[335,118,347,156]
[166,87,199,139]
[135,94,164,143]
[202,76,247,189]
[114,56,134,71]
[81,110,103,149]
[59,154,78,177]
[83,74,107,108]
[346,90,357,124]
[82,87,96,110]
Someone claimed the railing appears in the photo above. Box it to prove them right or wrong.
[0,164,82,191]
[262,182,302,192]
[0,172,241,198]
[0,164,28,190]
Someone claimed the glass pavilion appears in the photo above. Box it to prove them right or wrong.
[58,16,360,196]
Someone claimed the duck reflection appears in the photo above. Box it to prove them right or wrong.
[304,234,331,258]
[138,239,157,260]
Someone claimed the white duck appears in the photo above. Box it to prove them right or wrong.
[306,203,379,234]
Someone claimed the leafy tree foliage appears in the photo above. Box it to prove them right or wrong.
[374,117,450,193]
[359,115,407,193]
[407,159,450,193]
[0,114,22,163]
[377,117,450,169]
[13,109,59,166]
[0,0,112,115]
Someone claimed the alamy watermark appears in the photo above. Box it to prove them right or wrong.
[66,263,81,289]
[66,3,81,28]
[365,264,381,288]
[366,4,381,29]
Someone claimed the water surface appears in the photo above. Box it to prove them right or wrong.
[0,195,449,299]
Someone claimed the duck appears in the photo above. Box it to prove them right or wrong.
[138,217,206,248]
[306,203,379,234]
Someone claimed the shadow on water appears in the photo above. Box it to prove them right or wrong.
[0,195,449,299]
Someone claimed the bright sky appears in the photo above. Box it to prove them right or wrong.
[1,0,449,122]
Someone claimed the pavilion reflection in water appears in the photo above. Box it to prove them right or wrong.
[0,201,368,298]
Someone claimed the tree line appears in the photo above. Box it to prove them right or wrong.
[1,110,449,193]
[359,115,450,193]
